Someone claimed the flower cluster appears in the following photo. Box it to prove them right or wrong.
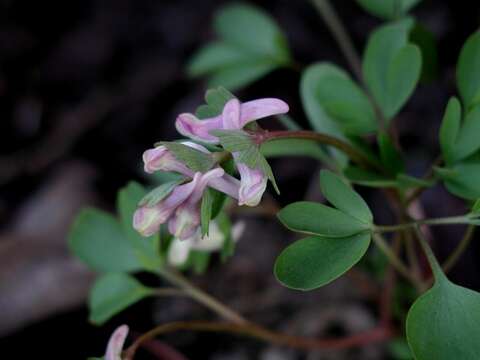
[133,97,288,240]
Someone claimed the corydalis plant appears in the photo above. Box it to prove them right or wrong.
[69,2,480,360]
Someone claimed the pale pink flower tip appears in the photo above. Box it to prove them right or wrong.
[105,324,129,360]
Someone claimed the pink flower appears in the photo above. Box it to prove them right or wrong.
[142,141,240,199]
[175,98,289,143]
[236,163,268,206]
[105,325,129,360]
[133,168,225,239]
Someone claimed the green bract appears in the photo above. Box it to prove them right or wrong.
[195,87,236,119]
[160,142,216,173]
[187,3,291,90]
[213,129,280,194]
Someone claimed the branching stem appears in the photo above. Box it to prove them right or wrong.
[123,321,392,359]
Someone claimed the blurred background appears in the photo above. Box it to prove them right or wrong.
[1,0,480,358]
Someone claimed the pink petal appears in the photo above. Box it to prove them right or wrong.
[208,173,240,199]
[239,98,289,128]
[175,113,223,143]
[105,325,129,360]
[222,98,242,130]
[189,168,225,203]
[236,162,268,207]
[142,146,191,175]
[133,176,200,237]
[168,205,200,240]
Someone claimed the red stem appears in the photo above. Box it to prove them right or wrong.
[263,130,382,171]
[124,321,393,359]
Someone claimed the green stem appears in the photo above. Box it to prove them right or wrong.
[374,215,471,233]
[372,233,420,287]
[404,232,426,291]
[153,287,187,297]
[310,0,362,81]
[158,267,248,324]
[413,226,445,282]
[443,225,475,273]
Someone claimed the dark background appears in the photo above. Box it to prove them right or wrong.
[1,0,479,359]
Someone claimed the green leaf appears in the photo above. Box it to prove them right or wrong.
[160,142,215,172]
[138,179,184,207]
[213,4,290,62]
[450,103,480,163]
[89,273,154,325]
[207,61,277,91]
[188,3,291,91]
[356,0,421,20]
[378,132,405,174]
[457,31,480,109]
[439,97,461,165]
[410,23,439,83]
[385,43,422,119]
[319,170,373,224]
[274,233,371,290]
[406,278,480,360]
[117,182,162,270]
[300,62,377,136]
[68,209,141,272]
[187,42,252,77]
[441,161,480,200]
[277,201,371,238]
[363,19,421,119]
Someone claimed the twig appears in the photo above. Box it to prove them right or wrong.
[442,225,475,273]
[123,321,392,359]
[310,0,362,81]
[372,233,420,287]
[379,235,400,327]
[374,215,472,233]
